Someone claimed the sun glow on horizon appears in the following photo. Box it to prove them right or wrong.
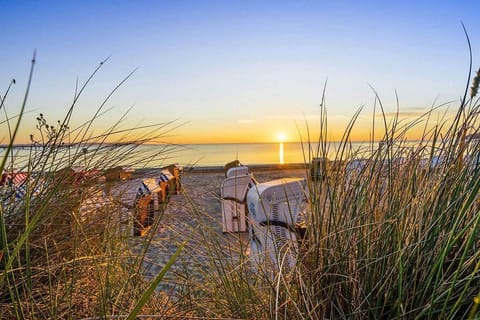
[277,132,286,142]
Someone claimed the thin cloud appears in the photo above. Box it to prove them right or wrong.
[375,109,454,119]
[237,119,255,124]
[376,111,426,118]
[266,114,321,121]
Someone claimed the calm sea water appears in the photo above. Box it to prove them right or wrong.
[2,142,378,169]
[151,142,370,167]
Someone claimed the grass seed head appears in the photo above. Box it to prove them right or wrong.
[471,68,480,98]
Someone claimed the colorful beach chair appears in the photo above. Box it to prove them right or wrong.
[132,179,160,236]
[1,171,30,201]
[165,164,183,194]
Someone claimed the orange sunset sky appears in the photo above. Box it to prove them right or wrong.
[1,1,479,145]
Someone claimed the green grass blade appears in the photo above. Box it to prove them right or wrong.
[126,241,185,320]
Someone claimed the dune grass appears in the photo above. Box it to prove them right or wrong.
[0,55,183,319]
[165,64,480,318]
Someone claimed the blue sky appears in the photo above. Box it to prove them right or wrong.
[1,1,479,143]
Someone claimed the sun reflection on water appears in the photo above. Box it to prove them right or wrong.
[279,142,284,164]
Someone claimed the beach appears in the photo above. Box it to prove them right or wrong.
[134,164,308,288]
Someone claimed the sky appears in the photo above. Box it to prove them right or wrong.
[1,0,479,144]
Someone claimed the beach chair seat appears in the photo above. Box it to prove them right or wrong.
[133,194,154,236]
[249,219,298,270]
[221,174,255,233]
[109,178,157,236]
[247,178,307,271]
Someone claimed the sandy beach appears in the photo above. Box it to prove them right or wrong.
[133,164,308,290]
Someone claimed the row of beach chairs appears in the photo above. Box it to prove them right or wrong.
[221,160,307,270]
[1,164,183,237]
[109,164,182,236]
[134,165,182,235]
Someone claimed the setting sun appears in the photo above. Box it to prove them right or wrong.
[277,132,286,142]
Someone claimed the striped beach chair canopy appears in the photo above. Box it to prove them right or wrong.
[158,169,174,183]
[1,172,29,200]
[1,171,28,186]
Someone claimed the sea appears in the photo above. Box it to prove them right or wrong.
[111,141,377,168]
[1,142,375,169]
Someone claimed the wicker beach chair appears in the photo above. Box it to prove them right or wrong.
[157,169,175,203]
[165,164,183,194]
[221,171,256,233]
[134,193,154,236]
[1,171,30,201]
[104,166,135,182]
[247,178,307,271]
[132,179,161,236]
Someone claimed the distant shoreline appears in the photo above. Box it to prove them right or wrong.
[136,162,308,174]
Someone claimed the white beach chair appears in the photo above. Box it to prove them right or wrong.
[247,178,306,271]
[226,166,250,178]
[221,174,255,233]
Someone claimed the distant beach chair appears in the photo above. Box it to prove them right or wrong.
[157,169,175,203]
[133,179,158,236]
[120,166,135,180]
[309,157,330,181]
[134,193,154,236]
[221,167,256,233]
[1,171,30,201]
[54,166,103,187]
[247,178,307,271]
[164,164,183,194]
[104,166,135,182]
[141,177,163,211]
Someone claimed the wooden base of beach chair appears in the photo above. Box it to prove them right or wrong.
[133,195,155,236]
[222,200,248,233]
[159,181,170,203]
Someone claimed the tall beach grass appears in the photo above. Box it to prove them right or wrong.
[0,55,184,319]
[168,51,480,318]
